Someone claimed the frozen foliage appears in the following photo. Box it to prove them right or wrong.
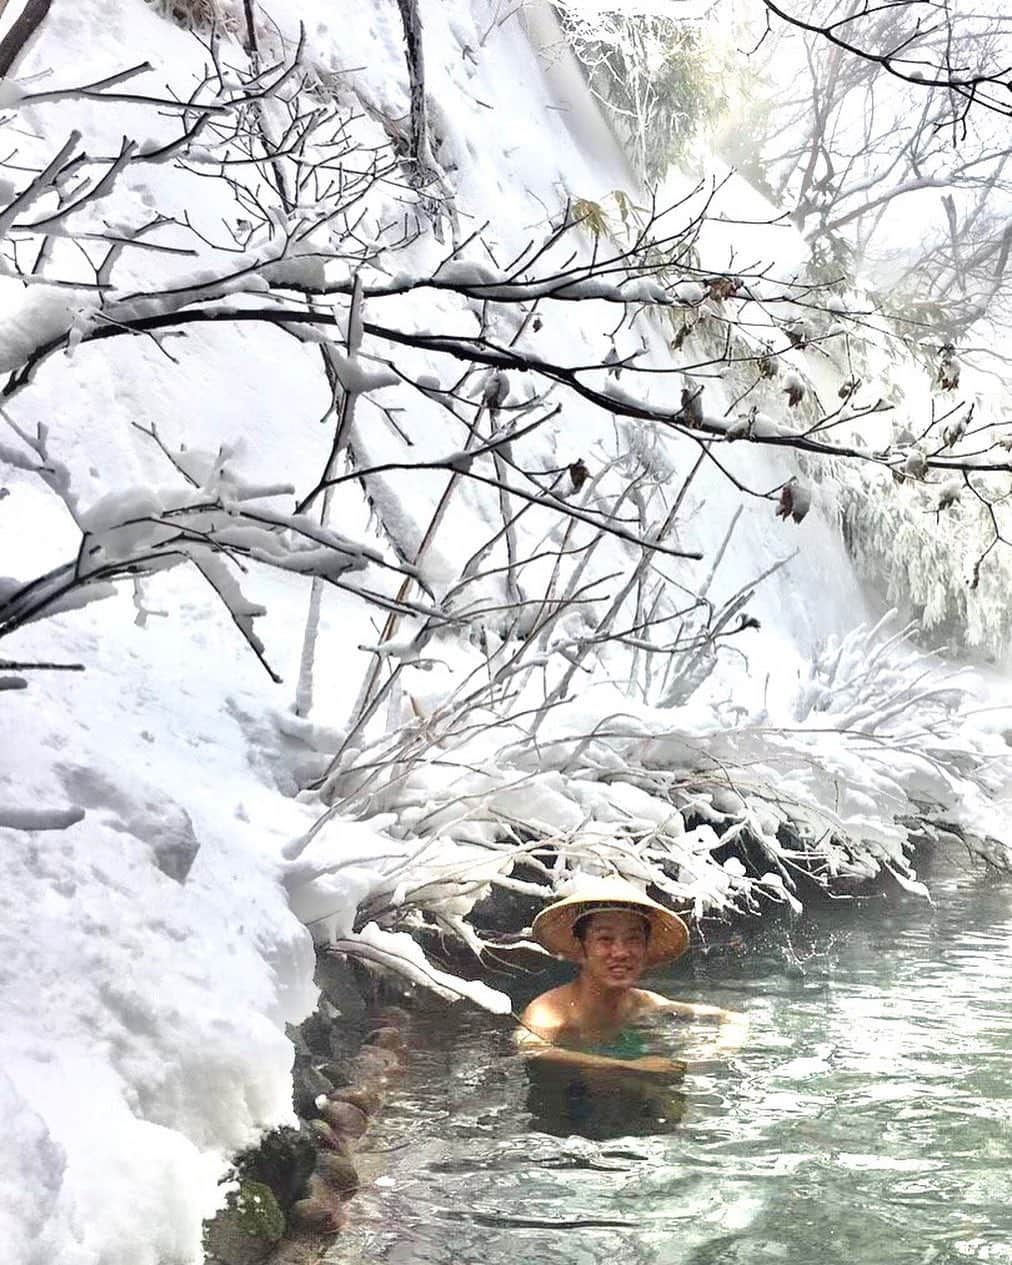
[773,320,1012,655]
[644,247,1012,658]
[0,435,420,681]
[556,4,728,180]
[837,454,1012,654]
[303,617,1010,949]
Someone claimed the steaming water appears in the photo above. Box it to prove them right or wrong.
[329,856,1012,1265]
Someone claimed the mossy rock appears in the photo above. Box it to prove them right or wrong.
[204,1180,285,1265]
[235,1126,317,1213]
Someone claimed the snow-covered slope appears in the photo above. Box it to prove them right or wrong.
[0,2,1009,1263]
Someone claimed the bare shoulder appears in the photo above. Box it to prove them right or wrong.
[633,988,679,1013]
[519,986,570,1037]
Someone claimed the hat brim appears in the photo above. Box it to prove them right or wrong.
[531,888,689,967]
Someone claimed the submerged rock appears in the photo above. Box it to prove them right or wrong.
[352,1045,400,1078]
[319,1098,368,1140]
[308,1119,350,1155]
[314,1150,359,1194]
[327,1085,381,1116]
[364,1025,404,1052]
[290,1176,347,1233]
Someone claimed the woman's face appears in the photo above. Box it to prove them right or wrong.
[579,910,649,989]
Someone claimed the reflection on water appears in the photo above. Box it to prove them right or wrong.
[524,1012,688,1140]
[328,856,1012,1265]
[525,1059,687,1140]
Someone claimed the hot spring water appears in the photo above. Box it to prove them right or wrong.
[330,856,1012,1265]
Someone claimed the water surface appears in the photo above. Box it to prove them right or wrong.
[331,857,1012,1265]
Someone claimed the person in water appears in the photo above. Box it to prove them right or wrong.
[516,876,747,1083]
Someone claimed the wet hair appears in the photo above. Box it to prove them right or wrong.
[572,904,651,945]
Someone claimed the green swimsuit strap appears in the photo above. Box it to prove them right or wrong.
[595,1027,650,1060]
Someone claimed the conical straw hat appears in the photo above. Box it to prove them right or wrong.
[531,875,689,967]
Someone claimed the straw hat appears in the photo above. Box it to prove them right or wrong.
[531,876,689,967]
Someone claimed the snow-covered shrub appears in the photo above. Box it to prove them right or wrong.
[143,0,240,31]
[836,460,1012,655]
[287,606,1010,998]
[556,5,729,180]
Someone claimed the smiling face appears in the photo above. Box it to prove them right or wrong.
[575,909,650,991]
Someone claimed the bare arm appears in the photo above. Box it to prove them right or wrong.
[645,994,749,1057]
[515,999,685,1081]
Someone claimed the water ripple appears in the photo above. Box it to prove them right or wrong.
[329,866,1012,1265]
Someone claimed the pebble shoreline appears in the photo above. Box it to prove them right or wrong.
[204,985,411,1265]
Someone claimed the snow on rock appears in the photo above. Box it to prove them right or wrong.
[0,1071,64,1265]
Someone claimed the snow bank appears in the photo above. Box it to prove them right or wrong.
[0,580,322,1262]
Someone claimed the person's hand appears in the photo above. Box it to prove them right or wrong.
[626,1055,687,1081]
